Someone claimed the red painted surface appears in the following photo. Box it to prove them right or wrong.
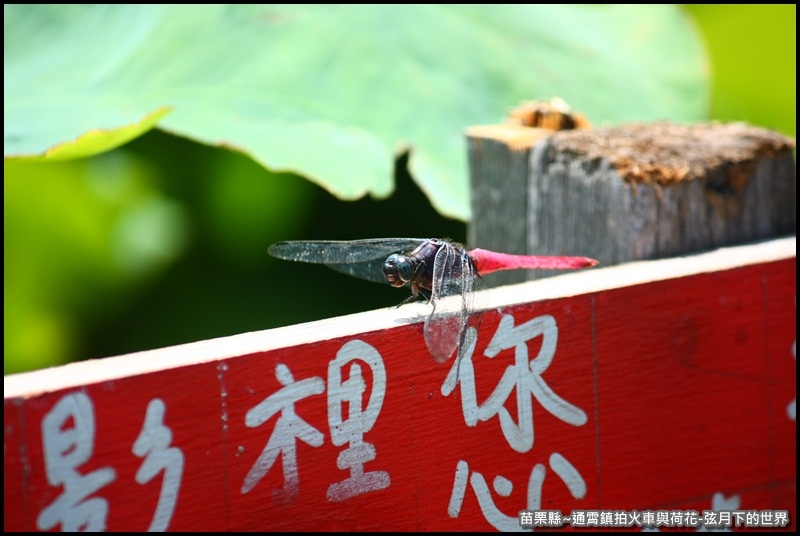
[4,258,796,531]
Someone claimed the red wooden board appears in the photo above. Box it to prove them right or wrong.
[4,255,796,531]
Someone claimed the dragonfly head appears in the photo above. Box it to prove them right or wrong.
[383,253,414,288]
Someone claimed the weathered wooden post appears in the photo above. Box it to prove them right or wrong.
[467,101,795,286]
[4,102,796,531]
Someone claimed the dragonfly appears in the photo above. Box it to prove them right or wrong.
[268,238,598,364]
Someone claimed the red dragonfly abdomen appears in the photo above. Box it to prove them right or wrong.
[469,248,598,275]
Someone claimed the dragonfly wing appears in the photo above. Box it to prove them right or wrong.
[268,238,427,264]
[423,244,476,363]
[324,257,393,284]
[269,238,429,284]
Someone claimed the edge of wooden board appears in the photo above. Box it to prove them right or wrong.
[5,235,795,399]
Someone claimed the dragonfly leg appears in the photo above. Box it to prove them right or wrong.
[395,284,431,307]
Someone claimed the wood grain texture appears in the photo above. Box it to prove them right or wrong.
[468,121,796,286]
[466,130,536,288]
[4,238,795,531]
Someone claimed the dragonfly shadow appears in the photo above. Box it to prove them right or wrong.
[391,303,431,326]
[392,314,426,326]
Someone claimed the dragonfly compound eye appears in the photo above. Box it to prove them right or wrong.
[383,254,413,288]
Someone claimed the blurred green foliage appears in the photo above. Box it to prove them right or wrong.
[4,5,795,374]
[684,4,795,136]
[5,5,708,219]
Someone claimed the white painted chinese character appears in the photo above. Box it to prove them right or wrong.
[442,315,587,453]
[36,392,117,531]
[132,398,184,531]
[448,453,586,531]
[241,363,324,501]
[326,340,391,502]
